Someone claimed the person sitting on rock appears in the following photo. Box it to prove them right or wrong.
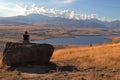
[23,31,30,43]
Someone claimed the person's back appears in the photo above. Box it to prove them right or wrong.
[23,31,30,43]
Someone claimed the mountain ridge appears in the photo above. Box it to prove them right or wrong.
[0,14,119,28]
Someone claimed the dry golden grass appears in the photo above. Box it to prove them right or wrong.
[0,43,120,80]
[0,61,1,67]
[51,43,120,69]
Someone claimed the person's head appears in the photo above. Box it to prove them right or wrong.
[25,31,28,34]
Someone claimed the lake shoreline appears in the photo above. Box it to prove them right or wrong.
[30,35,111,45]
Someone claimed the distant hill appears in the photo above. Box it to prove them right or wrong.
[0,17,30,25]
[107,21,120,28]
[0,14,120,28]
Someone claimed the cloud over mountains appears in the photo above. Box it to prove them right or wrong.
[0,4,107,21]
[52,0,76,4]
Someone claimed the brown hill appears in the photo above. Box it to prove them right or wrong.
[52,43,120,69]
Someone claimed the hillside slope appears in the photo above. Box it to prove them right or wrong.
[0,43,120,80]
[52,43,120,69]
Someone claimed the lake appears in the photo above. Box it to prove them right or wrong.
[30,36,111,45]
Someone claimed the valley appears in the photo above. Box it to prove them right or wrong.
[0,25,120,42]
[0,25,120,80]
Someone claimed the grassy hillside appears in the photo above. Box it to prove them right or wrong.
[0,43,119,80]
[52,43,120,69]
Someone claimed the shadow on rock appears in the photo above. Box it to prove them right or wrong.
[6,62,78,74]
[59,65,79,72]
[6,62,57,74]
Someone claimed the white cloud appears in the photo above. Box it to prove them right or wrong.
[0,4,108,21]
[51,0,76,4]
[0,5,9,10]
[61,0,76,4]
[0,5,27,16]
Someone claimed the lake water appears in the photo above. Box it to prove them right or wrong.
[31,36,111,45]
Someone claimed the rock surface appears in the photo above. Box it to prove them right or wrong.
[2,42,55,66]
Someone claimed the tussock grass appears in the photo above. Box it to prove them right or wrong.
[0,43,120,79]
[0,54,2,66]
[51,43,120,69]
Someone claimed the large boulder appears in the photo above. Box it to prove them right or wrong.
[2,42,55,66]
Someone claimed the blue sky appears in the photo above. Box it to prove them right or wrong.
[0,0,120,21]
